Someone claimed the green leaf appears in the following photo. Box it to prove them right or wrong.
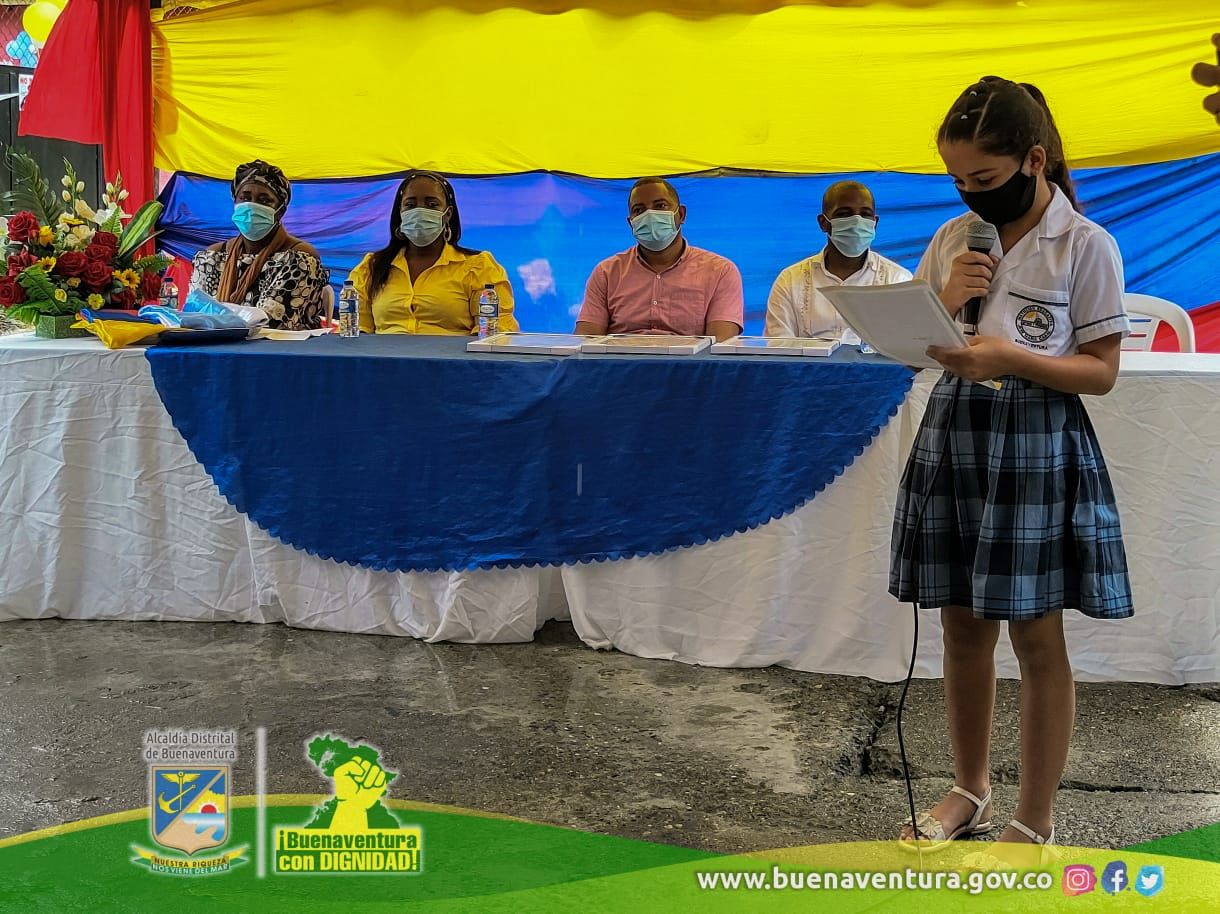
[134,254,172,274]
[115,200,163,258]
[0,147,62,227]
[100,208,123,234]
[4,305,40,326]
[14,267,76,316]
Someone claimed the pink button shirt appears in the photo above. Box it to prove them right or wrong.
[578,242,745,336]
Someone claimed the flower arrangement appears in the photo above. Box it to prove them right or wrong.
[0,149,171,330]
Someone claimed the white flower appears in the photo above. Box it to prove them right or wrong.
[71,225,94,244]
[0,216,8,239]
[74,198,96,221]
[61,176,71,188]
[118,190,129,201]
[75,181,85,193]
[62,190,72,202]
[105,182,115,195]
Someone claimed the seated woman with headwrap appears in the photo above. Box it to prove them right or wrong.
[351,170,517,334]
[190,160,330,330]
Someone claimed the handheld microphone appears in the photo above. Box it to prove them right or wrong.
[962,220,998,335]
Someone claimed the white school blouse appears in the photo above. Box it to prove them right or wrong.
[764,247,912,340]
[916,188,1129,358]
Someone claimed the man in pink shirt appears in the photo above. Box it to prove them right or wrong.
[575,178,744,342]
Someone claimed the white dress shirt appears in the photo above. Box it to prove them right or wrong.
[765,247,913,340]
[916,188,1129,357]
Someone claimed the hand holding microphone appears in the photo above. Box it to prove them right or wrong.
[929,220,1003,389]
[939,220,998,328]
[961,220,999,334]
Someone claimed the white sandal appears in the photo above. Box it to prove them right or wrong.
[962,819,1057,870]
[899,785,993,852]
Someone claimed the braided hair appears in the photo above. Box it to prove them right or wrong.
[938,76,1080,212]
[367,171,480,302]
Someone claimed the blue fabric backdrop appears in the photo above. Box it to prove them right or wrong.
[157,157,1220,336]
[145,336,913,572]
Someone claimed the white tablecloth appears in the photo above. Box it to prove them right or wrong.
[1,336,1217,684]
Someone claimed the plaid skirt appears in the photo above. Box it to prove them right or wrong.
[889,373,1133,621]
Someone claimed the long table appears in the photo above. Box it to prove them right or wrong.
[1,335,1216,684]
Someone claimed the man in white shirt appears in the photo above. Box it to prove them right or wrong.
[764,181,912,339]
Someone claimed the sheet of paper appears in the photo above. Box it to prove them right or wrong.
[256,327,331,341]
[709,336,842,357]
[466,333,590,355]
[818,280,969,370]
[580,334,713,355]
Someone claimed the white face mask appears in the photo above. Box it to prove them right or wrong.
[399,207,447,246]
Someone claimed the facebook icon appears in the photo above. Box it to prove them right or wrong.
[1102,861,1129,895]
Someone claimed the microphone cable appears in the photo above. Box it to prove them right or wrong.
[893,369,961,870]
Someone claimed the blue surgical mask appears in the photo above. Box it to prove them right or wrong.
[827,215,876,259]
[630,210,680,252]
[232,201,278,242]
[399,207,447,247]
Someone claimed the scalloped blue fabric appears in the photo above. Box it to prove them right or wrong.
[146,335,913,572]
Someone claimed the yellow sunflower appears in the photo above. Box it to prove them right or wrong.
[36,225,55,246]
[113,269,141,290]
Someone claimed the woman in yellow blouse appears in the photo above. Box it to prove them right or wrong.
[351,171,518,334]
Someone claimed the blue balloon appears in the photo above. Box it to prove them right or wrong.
[5,41,19,58]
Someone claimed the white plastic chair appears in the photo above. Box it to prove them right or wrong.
[1121,293,1196,353]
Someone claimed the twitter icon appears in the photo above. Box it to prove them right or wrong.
[1136,865,1165,898]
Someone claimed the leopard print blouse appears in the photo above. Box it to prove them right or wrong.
[190,248,330,330]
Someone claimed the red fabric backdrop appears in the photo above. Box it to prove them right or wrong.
[18,0,153,207]
[1153,301,1220,352]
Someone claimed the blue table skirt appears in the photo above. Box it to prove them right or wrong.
[146,335,914,572]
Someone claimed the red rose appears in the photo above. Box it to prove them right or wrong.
[7,251,37,275]
[7,211,39,244]
[0,275,26,307]
[84,242,115,263]
[54,251,89,279]
[92,231,118,249]
[83,259,113,291]
[110,288,136,310]
[139,271,164,303]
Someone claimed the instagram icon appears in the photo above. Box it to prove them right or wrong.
[1063,865,1097,896]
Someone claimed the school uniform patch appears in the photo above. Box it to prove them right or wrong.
[1016,305,1055,343]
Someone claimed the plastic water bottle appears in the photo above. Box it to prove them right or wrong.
[338,280,359,338]
[159,277,178,310]
[478,284,499,338]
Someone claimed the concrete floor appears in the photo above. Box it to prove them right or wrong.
[2,618,1218,852]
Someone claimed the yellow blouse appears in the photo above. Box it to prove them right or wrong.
[350,245,518,335]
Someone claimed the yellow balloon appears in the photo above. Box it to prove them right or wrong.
[46,0,70,9]
[23,2,62,46]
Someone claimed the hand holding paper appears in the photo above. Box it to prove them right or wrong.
[818,280,1002,389]
[927,335,1013,384]
[818,280,971,370]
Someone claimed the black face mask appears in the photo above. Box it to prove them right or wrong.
[958,166,1037,227]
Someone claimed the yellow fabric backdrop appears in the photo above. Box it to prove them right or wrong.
[152,0,1220,178]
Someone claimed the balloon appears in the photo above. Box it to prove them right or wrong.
[4,41,18,59]
[22,2,61,46]
[45,0,69,9]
